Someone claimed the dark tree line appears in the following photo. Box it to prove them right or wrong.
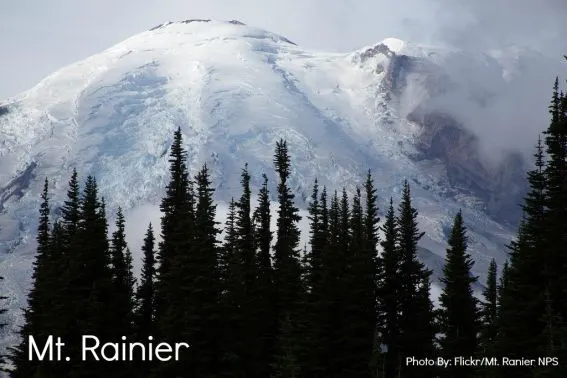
[3,64,567,377]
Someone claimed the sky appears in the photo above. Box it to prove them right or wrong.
[2,0,566,99]
[1,0,566,157]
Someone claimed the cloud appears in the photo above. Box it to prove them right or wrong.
[429,0,567,56]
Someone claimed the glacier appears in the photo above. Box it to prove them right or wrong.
[0,19,524,349]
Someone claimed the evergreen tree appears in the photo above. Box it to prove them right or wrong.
[272,140,304,376]
[252,174,276,377]
[363,171,379,270]
[273,140,303,313]
[218,164,259,377]
[110,207,135,338]
[11,179,55,377]
[63,176,116,376]
[187,164,221,376]
[543,76,567,323]
[303,179,327,377]
[154,127,195,376]
[61,169,81,242]
[234,163,258,376]
[218,199,242,376]
[396,180,435,378]
[305,179,323,293]
[438,210,479,378]
[221,199,238,288]
[135,223,156,339]
[479,259,498,359]
[497,139,549,376]
[376,198,401,378]
[318,190,346,376]
[342,185,378,377]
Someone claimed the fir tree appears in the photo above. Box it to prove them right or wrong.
[376,198,401,378]
[319,190,346,376]
[252,174,276,377]
[479,259,498,359]
[273,140,303,313]
[110,207,135,338]
[234,163,258,376]
[64,176,116,376]
[396,180,435,378]
[342,185,377,377]
[187,164,221,376]
[218,199,242,375]
[305,179,323,293]
[272,140,304,376]
[154,127,195,375]
[135,223,156,339]
[438,210,479,378]
[497,138,549,377]
[543,76,567,323]
[61,169,81,241]
[11,179,54,377]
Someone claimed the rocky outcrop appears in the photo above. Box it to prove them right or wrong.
[0,104,9,117]
[408,109,526,225]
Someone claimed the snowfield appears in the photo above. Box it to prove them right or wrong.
[0,20,518,349]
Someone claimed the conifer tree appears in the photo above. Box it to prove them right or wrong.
[218,199,242,375]
[273,140,303,313]
[110,207,135,338]
[497,139,549,375]
[303,179,328,377]
[363,171,379,267]
[136,223,156,339]
[272,140,304,376]
[396,180,435,378]
[63,176,115,376]
[188,164,221,376]
[438,210,479,378]
[252,174,276,377]
[343,185,377,377]
[480,259,498,358]
[221,199,238,288]
[305,179,322,293]
[11,179,54,377]
[236,164,256,295]
[154,127,195,376]
[543,76,567,322]
[318,190,346,375]
[234,164,258,376]
[61,169,81,241]
[376,198,401,378]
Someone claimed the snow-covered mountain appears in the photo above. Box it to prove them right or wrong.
[0,19,528,347]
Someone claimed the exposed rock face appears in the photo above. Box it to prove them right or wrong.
[0,105,9,117]
[361,48,527,226]
[408,109,526,225]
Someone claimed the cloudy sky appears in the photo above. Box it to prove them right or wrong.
[2,0,566,99]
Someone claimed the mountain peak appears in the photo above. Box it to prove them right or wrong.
[148,19,247,32]
[0,20,523,350]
